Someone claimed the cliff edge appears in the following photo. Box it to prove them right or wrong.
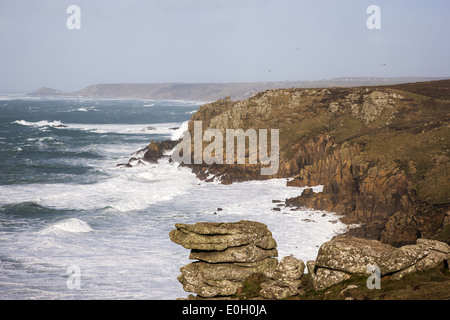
[181,80,450,247]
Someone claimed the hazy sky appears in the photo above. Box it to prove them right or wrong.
[0,0,449,92]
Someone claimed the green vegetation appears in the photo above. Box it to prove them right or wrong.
[270,85,449,205]
[234,273,265,299]
[298,265,449,300]
[187,80,449,244]
[433,225,450,244]
[234,266,450,300]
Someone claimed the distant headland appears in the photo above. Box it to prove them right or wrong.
[29,77,448,102]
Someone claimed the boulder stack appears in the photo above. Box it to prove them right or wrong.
[169,220,305,299]
[259,255,305,299]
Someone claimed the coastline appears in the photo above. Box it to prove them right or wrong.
[2,79,448,300]
[108,78,449,300]
[179,79,450,247]
[122,79,449,250]
[28,77,449,102]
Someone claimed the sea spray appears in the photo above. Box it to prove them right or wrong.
[0,98,347,299]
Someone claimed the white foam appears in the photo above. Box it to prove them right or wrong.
[13,120,65,127]
[52,122,182,135]
[12,119,188,136]
[39,218,92,234]
[311,185,324,193]
[170,120,189,141]
[0,162,349,299]
[170,179,347,262]
[0,159,199,212]
[1,104,349,299]
[0,94,41,101]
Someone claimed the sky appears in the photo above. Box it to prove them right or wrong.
[0,0,449,92]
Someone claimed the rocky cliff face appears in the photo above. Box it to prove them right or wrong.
[181,80,450,247]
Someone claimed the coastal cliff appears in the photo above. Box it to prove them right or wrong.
[177,80,450,247]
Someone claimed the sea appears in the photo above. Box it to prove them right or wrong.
[0,94,348,299]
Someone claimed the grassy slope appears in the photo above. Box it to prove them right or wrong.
[299,266,450,300]
[192,80,449,206]
[267,83,449,205]
[233,265,450,300]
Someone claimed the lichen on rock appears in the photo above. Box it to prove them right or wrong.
[170,220,449,299]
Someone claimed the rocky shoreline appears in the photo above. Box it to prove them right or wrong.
[115,79,450,299]
[122,79,450,248]
[184,80,450,247]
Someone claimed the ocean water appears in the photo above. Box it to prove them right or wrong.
[0,95,348,299]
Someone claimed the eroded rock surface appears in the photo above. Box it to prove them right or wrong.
[169,220,277,251]
[171,221,450,298]
[170,220,305,299]
[180,81,450,247]
[310,235,450,290]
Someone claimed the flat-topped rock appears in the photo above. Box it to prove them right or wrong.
[169,220,277,251]
[315,235,396,275]
[310,235,450,290]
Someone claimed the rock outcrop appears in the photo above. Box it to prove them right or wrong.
[116,139,179,167]
[142,140,179,163]
[308,235,450,290]
[169,220,305,299]
[259,256,306,299]
[171,220,450,299]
